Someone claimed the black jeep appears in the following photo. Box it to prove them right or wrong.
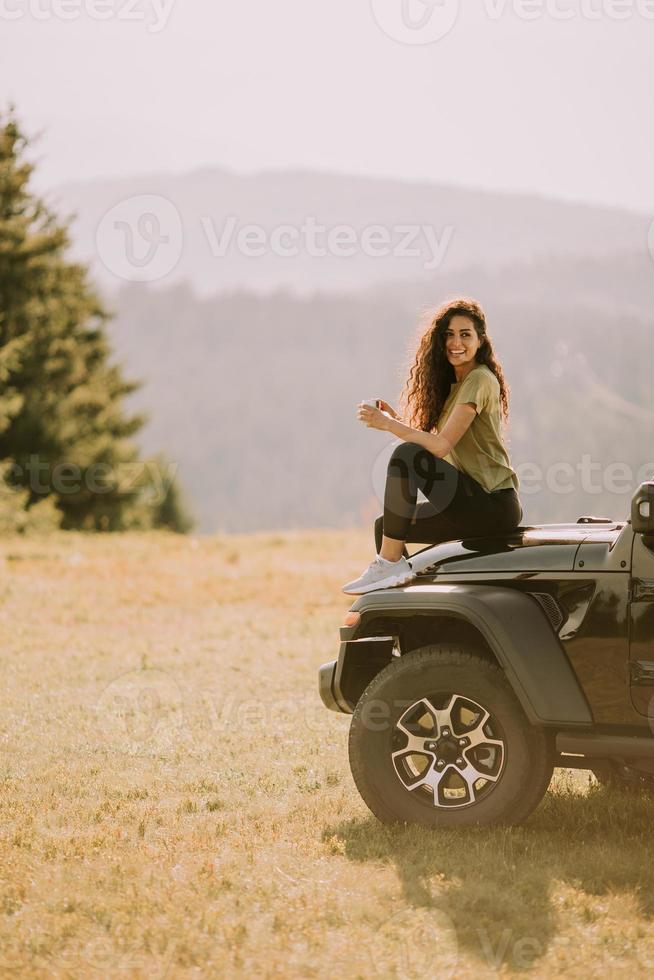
[319,482,654,827]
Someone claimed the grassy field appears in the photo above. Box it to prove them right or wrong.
[2,528,654,978]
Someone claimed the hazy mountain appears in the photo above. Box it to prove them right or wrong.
[105,250,654,533]
[46,166,654,533]
[52,168,653,298]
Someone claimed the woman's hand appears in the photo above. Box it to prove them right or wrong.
[377,399,401,421]
[357,401,394,431]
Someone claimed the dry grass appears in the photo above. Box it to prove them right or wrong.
[1,528,654,977]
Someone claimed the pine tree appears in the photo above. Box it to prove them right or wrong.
[0,107,185,531]
[149,454,194,533]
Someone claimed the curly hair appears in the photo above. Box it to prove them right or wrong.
[399,298,510,432]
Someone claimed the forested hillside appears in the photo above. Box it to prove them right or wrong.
[106,250,654,532]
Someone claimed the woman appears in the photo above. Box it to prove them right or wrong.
[343,298,522,595]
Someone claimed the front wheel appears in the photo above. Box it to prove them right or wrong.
[348,645,553,828]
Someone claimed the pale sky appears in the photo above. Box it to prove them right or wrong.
[2,0,653,211]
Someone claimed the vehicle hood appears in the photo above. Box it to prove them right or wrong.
[408,523,625,576]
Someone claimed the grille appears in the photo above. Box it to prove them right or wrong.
[528,592,564,632]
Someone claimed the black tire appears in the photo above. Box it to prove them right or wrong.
[592,760,654,794]
[348,645,553,828]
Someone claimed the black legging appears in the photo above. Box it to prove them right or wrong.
[374,441,523,555]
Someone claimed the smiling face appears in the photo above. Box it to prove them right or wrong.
[443,315,482,374]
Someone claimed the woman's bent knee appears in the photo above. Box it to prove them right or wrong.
[388,441,423,464]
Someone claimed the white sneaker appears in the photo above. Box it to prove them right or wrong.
[342,555,414,595]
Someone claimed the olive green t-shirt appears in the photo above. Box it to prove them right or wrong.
[437,365,519,493]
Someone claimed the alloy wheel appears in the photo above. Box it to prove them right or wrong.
[391,694,506,809]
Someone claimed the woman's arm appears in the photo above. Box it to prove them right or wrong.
[390,404,477,456]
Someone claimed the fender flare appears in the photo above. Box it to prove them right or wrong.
[338,583,592,727]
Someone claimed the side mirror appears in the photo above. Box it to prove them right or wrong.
[632,482,654,534]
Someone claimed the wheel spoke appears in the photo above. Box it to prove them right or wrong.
[465,709,503,750]
[393,733,434,755]
[458,760,501,800]
[391,750,437,791]
[432,695,456,737]
[420,763,450,797]
[396,698,439,752]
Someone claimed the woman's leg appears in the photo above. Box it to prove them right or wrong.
[374,502,460,555]
[375,515,409,557]
[347,446,522,595]
[379,441,499,559]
